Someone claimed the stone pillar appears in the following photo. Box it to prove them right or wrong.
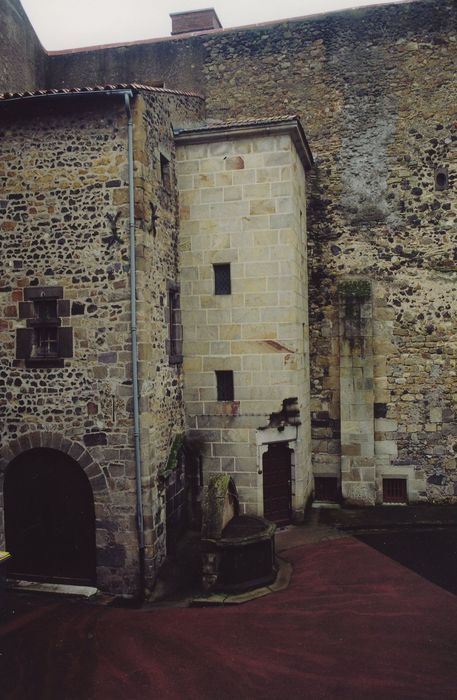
[339,280,375,505]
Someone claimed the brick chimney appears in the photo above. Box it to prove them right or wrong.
[170,8,222,35]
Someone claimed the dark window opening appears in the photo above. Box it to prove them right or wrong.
[314,476,339,502]
[383,478,407,504]
[435,167,449,191]
[216,370,234,401]
[35,299,57,321]
[167,283,182,364]
[160,153,171,191]
[214,263,231,295]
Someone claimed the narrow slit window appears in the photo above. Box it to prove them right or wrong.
[168,285,182,364]
[214,263,231,295]
[216,370,234,401]
[160,153,171,191]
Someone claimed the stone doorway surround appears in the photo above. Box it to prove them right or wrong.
[256,425,305,522]
[4,447,96,584]
[0,431,137,594]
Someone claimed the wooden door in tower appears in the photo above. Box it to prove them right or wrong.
[4,447,96,585]
[262,443,292,525]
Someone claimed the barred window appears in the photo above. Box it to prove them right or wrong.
[383,478,407,504]
[167,282,182,364]
[214,263,231,295]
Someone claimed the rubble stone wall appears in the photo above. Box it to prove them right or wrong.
[0,89,204,595]
[131,91,204,588]
[0,96,139,593]
[0,0,46,92]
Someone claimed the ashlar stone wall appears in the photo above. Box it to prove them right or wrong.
[176,128,313,519]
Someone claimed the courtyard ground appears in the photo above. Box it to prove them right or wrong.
[1,520,457,700]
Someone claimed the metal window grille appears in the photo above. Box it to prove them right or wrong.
[314,477,339,502]
[35,326,58,358]
[169,288,182,360]
[383,478,407,504]
[216,370,234,401]
[214,263,231,295]
[33,299,59,357]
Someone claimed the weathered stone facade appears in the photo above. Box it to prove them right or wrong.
[0,88,203,595]
[0,0,456,594]
[176,121,313,520]
[39,0,457,503]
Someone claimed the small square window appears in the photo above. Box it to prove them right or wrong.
[160,153,171,191]
[214,263,231,295]
[216,370,234,401]
[315,477,339,502]
[383,478,407,504]
[35,299,57,321]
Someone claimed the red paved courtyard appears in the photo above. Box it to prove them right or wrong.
[1,535,457,699]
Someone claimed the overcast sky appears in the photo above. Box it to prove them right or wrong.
[21,0,405,51]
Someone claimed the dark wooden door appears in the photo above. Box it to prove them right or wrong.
[262,443,292,525]
[4,448,96,585]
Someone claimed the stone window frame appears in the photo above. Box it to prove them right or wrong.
[16,286,73,368]
[160,152,172,192]
[166,280,183,365]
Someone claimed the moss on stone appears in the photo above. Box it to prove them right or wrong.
[202,474,238,540]
[159,433,184,481]
[339,279,371,300]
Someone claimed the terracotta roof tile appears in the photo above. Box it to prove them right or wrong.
[0,83,204,102]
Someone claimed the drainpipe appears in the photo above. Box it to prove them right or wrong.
[124,92,145,600]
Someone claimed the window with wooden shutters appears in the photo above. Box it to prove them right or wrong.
[16,287,73,367]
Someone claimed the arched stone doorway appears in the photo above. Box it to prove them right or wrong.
[4,447,96,585]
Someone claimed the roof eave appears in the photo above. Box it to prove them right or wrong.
[175,119,314,171]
